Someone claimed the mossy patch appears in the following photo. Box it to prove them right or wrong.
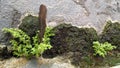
[100,20,120,51]
[43,23,99,58]
[19,15,40,37]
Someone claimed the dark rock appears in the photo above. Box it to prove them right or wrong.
[0,45,12,59]
[0,33,12,45]
[100,20,120,51]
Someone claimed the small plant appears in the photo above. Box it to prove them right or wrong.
[31,27,54,57]
[2,27,54,58]
[93,41,116,57]
[3,28,32,58]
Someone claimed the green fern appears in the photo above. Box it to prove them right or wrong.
[93,41,116,57]
[3,28,32,58]
[31,27,54,57]
[2,27,54,58]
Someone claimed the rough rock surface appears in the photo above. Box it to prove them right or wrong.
[0,57,75,68]
[1,0,120,41]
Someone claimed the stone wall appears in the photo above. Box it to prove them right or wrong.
[0,0,120,42]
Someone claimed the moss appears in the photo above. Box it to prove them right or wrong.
[43,24,70,58]
[66,27,98,52]
[19,15,40,37]
[100,20,120,51]
[43,23,99,59]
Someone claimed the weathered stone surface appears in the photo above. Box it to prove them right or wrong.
[1,0,120,41]
[2,57,74,68]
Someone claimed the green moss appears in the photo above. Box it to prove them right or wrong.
[64,27,98,56]
[100,20,120,51]
[19,15,40,37]
[43,23,99,59]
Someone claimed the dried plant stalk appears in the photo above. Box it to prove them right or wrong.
[39,4,47,43]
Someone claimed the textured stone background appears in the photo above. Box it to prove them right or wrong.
[0,0,120,40]
[1,0,120,68]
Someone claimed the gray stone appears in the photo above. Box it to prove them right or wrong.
[1,0,120,41]
[23,58,39,68]
[0,57,75,68]
[22,57,75,68]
